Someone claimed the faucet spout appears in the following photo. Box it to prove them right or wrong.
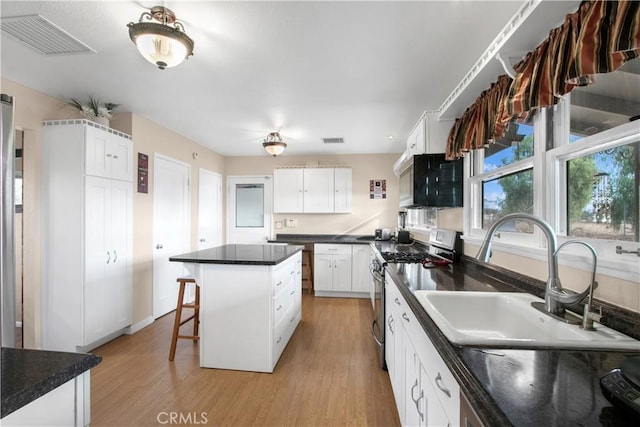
[475,213,564,315]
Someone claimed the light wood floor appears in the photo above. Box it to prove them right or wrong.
[90,294,400,427]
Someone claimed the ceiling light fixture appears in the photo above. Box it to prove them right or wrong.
[127,6,194,70]
[263,132,287,157]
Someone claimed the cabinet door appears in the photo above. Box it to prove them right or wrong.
[303,168,334,213]
[107,180,133,330]
[404,341,423,427]
[109,134,133,182]
[84,176,110,345]
[351,245,371,293]
[85,126,111,178]
[313,254,333,291]
[273,169,304,213]
[424,366,450,427]
[334,168,352,213]
[332,253,352,292]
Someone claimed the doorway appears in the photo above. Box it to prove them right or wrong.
[226,176,272,244]
[152,154,190,319]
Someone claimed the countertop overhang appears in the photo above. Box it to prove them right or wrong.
[169,244,304,265]
[1,347,101,418]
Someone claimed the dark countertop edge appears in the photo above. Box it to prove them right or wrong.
[269,233,377,244]
[1,348,102,418]
[386,256,640,427]
[169,246,304,265]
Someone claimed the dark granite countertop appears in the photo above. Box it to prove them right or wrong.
[384,253,640,426]
[169,244,304,265]
[1,347,101,418]
[270,233,378,245]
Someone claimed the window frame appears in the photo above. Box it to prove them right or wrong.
[464,94,640,282]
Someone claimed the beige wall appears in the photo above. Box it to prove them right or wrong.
[225,154,400,236]
[2,78,224,347]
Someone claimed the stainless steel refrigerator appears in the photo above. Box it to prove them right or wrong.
[1,93,16,348]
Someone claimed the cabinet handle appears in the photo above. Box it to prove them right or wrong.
[387,316,394,334]
[394,297,401,306]
[156,244,163,249]
[435,372,452,398]
[276,281,282,287]
[402,312,410,323]
[411,379,425,422]
[199,238,206,242]
[113,155,118,159]
[276,304,283,311]
[290,290,295,295]
[106,153,112,158]
[113,250,117,263]
[290,270,294,275]
[106,251,111,264]
[276,336,282,344]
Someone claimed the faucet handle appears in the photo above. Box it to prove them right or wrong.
[548,281,598,306]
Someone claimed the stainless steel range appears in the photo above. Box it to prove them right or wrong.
[369,228,461,369]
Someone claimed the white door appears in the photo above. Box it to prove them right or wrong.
[153,155,190,319]
[227,176,272,244]
[198,169,223,250]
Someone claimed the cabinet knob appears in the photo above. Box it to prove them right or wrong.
[106,154,112,158]
[156,244,163,249]
[199,238,206,242]
[113,155,119,159]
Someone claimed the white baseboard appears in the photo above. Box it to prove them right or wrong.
[125,316,154,335]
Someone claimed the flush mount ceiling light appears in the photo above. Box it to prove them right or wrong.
[263,132,287,157]
[127,6,194,70]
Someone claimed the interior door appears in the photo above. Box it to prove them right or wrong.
[226,176,272,244]
[153,155,190,319]
[198,169,222,250]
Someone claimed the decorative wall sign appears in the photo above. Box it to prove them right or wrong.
[370,179,386,199]
[138,152,149,193]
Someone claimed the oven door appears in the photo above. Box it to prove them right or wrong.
[369,260,385,369]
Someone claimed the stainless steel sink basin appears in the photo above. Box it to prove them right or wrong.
[414,291,640,351]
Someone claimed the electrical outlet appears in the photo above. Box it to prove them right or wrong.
[287,219,297,227]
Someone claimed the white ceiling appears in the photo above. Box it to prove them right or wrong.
[1,1,579,157]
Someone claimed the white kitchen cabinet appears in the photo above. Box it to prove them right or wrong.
[273,168,304,213]
[333,168,352,213]
[84,123,133,182]
[273,167,352,213]
[314,244,352,295]
[351,244,372,293]
[303,168,335,213]
[406,113,426,156]
[385,272,460,427]
[41,120,133,352]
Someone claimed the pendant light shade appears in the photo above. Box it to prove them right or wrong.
[128,6,194,70]
[263,132,287,157]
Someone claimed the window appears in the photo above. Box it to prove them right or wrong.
[467,57,639,280]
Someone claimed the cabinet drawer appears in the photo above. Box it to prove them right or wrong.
[273,304,296,360]
[273,263,296,296]
[314,244,352,255]
[273,282,295,326]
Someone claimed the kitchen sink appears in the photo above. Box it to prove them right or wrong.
[414,291,640,351]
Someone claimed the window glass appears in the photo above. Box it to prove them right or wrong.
[482,169,534,232]
[235,184,264,227]
[483,120,534,172]
[568,58,640,143]
[567,141,639,241]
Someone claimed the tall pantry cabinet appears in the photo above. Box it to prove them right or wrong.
[41,120,133,352]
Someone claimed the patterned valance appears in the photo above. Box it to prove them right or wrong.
[445,0,640,160]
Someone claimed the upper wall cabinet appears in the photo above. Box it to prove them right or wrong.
[274,167,352,214]
[84,124,134,182]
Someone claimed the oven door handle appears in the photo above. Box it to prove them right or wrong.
[369,266,384,282]
[371,319,383,346]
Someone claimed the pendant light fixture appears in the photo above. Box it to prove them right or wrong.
[263,132,287,157]
[127,6,194,70]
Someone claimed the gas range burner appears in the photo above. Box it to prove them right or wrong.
[380,251,429,263]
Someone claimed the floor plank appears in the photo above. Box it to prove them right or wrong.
[90,294,400,426]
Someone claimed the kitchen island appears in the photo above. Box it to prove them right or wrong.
[169,244,303,373]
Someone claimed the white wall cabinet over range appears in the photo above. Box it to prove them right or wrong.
[273,167,352,213]
[314,244,370,298]
[385,272,460,427]
[41,120,133,352]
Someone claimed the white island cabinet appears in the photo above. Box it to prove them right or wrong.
[170,244,303,373]
[41,120,133,353]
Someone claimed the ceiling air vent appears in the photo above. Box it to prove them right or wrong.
[1,15,95,55]
[322,137,344,144]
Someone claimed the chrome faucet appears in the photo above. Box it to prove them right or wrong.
[476,213,597,323]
